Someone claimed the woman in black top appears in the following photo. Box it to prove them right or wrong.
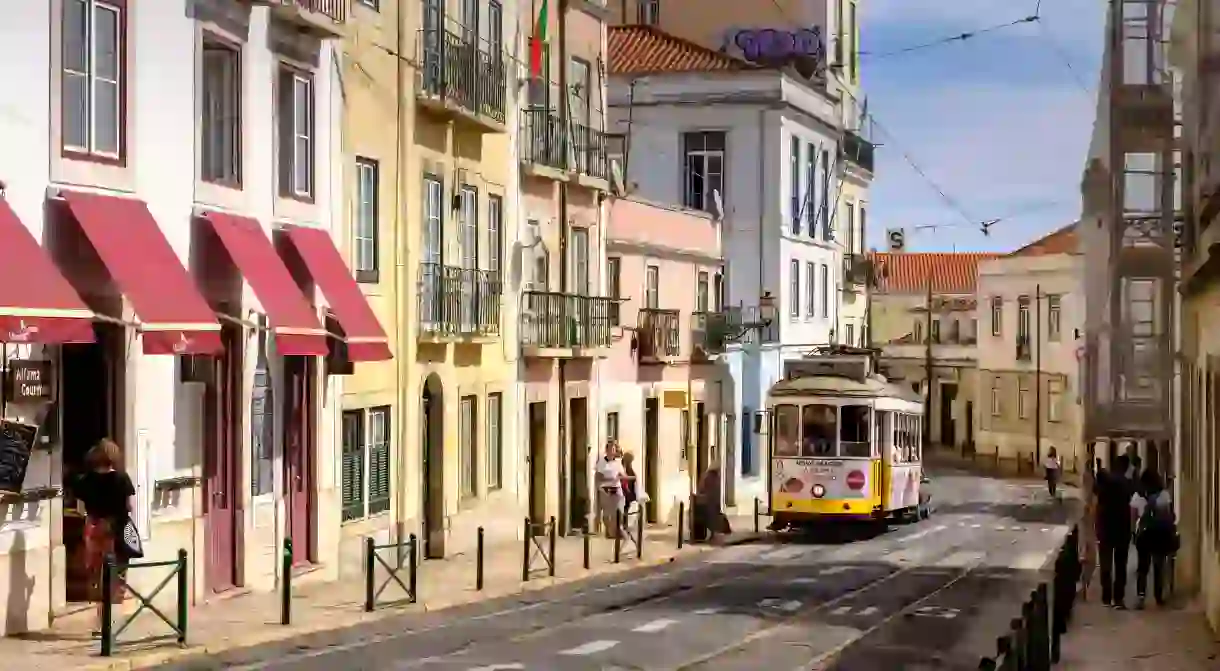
[67,439,135,635]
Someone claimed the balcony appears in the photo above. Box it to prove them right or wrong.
[520,292,613,357]
[571,121,610,188]
[418,263,502,341]
[636,309,681,363]
[842,130,875,173]
[691,305,778,358]
[265,0,348,39]
[519,108,568,179]
[1016,335,1032,361]
[416,28,507,132]
[841,254,873,287]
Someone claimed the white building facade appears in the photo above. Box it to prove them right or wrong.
[607,26,853,508]
[0,0,376,634]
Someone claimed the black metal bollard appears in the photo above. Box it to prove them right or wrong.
[100,555,114,656]
[281,538,293,625]
[364,537,376,612]
[408,533,418,603]
[754,497,760,533]
[176,548,189,645]
[614,509,622,563]
[636,506,645,559]
[548,516,557,577]
[583,525,591,570]
[476,526,485,590]
[677,500,685,549]
[522,517,531,581]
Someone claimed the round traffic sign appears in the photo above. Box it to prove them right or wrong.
[846,470,866,490]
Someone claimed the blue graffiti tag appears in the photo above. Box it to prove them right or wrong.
[730,26,825,66]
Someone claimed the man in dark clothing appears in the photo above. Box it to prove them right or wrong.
[1095,454,1136,608]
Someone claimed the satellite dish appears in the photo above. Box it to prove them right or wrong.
[520,220,540,248]
[509,243,525,289]
[712,189,724,221]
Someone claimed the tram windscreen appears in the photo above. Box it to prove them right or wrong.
[801,404,836,456]
[840,406,871,457]
[774,405,800,457]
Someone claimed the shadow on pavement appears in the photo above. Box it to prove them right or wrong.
[935,500,1081,526]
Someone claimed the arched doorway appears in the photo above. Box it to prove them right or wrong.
[421,373,445,559]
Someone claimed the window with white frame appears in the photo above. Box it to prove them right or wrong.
[805,142,816,231]
[820,263,830,317]
[639,0,660,24]
[278,68,314,199]
[845,202,856,254]
[681,131,725,212]
[487,194,503,281]
[1018,378,1031,419]
[201,37,241,185]
[1047,294,1062,341]
[460,185,478,269]
[990,296,1003,336]
[846,322,855,346]
[460,0,479,43]
[460,395,477,498]
[487,393,503,490]
[341,407,391,522]
[789,259,800,317]
[571,227,590,294]
[991,377,1002,416]
[608,256,622,324]
[805,261,816,316]
[423,176,443,265]
[606,411,620,442]
[63,0,124,159]
[1047,378,1064,422]
[789,137,801,233]
[697,271,709,312]
[646,265,659,309]
[354,158,379,282]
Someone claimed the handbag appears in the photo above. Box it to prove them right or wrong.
[118,516,144,559]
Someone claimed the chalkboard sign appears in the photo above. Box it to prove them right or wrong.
[0,420,36,496]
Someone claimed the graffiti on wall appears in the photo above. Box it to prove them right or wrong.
[721,26,827,80]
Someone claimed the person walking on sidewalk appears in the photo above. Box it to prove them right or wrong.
[1132,468,1178,608]
[1095,454,1136,608]
[1043,446,1062,499]
[594,440,625,538]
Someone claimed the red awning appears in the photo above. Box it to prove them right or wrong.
[0,199,94,343]
[279,225,392,361]
[60,191,222,355]
[201,212,328,357]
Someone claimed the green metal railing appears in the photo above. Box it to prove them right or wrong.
[364,534,418,611]
[99,550,188,657]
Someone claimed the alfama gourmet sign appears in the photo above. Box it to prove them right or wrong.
[3,361,52,402]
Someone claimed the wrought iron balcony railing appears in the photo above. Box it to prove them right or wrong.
[521,291,613,351]
[571,121,609,181]
[520,108,568,171]
[691,305,779,354]
[636,308,680,361]
[418,263,502,338]
[842,253,873,286]
[417,28,507,125]
[842,130,875,173]
[265,0,348,36]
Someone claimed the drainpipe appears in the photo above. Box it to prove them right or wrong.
[1034,284,1043,465]
[392,0,408,546]
[557,0,571,536]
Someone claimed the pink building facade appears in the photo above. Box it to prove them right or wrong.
[602,197,725,525]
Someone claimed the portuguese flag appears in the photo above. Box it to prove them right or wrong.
[529,0,549,77]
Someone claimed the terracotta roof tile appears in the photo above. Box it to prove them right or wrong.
[1006,223,1079,257]
[608,25,754,76]
[870,252,1000,295]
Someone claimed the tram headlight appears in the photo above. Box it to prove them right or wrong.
[811,484,826,498]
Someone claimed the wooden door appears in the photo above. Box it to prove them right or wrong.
[203,327,243,591]
[567,397,588,533]
[528,402,546,522]
[282,357,315,565]
[644,399,659,523]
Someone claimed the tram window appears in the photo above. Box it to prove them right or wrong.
[801,404,837,457]
[774,405,800,457]
[840,405,871,457]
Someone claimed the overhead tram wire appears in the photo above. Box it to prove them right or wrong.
[860,15,1039,61]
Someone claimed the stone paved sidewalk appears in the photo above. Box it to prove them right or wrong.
[1058,567,1220,670]
[0,514,762,670]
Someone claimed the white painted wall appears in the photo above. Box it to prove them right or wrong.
[0,0,343,631]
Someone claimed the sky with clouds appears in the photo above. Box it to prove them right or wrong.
[859,0,1105,253]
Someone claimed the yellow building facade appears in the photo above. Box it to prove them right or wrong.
[339,0,523,565]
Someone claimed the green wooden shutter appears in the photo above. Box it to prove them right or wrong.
[368,406,391,515]
[341,410,365,521]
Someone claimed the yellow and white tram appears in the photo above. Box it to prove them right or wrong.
[766,364,926,530]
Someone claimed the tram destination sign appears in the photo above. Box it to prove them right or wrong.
[3,361,52,402]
